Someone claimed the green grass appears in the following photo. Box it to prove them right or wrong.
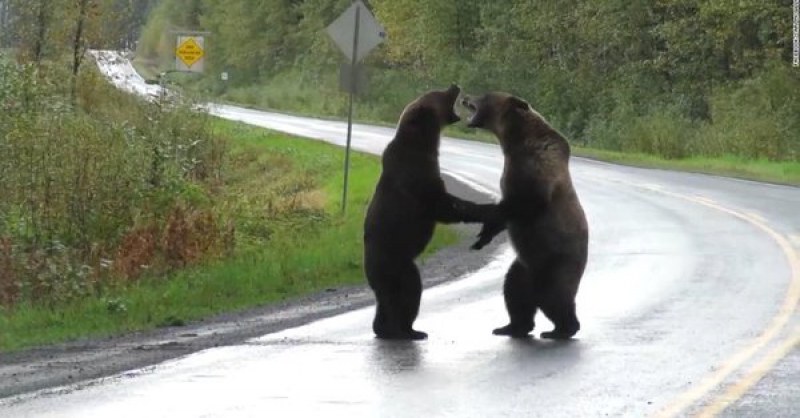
[0,120,458,352]
[573,147,800,186]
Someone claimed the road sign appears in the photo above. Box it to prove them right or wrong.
[325,1,386,214]
[339,63,367,95]
[326,0,386,63]
[175,36,204,72]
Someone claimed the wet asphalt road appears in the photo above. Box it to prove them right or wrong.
[1,105,798,417]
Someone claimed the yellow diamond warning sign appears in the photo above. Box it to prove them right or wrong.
[175,36,205,72]
[176,37,203,67]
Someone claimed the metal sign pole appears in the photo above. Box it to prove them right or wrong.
[341,4,360,214]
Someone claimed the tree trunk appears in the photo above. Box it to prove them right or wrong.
[32,1,47,64]
[71,0,90,103]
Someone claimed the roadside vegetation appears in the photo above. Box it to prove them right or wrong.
[135,0,799,184]
[0,1,461,351]
[0,59,457,351]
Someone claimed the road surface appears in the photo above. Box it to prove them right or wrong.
[1,54,798,417]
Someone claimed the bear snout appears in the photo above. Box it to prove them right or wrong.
[461,97,477,112]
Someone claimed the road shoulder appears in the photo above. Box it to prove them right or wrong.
[0,174,506,399]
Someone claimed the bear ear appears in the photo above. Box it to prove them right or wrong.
[447,84,461,96]
[508,96,530,111]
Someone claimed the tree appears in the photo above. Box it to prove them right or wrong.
[0,0,13,47]
[200,0,298,82]
[7,0,52,64]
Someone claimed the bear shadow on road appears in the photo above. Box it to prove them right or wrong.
[493,336,585,371]
[368,340,423,374]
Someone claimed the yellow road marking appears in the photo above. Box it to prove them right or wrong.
[790,234,800,249]
[580,179,799,416]
[690,196,716,205]
[641,183,665,192]
[696,328,800,417]
[629,190,800,418]
[744,211,768,224]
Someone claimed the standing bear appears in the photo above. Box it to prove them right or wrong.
[364,85,499,340]
[462,92,589,339]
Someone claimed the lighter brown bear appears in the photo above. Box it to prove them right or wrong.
[462,92,589,339]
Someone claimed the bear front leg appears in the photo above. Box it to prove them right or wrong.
[469,199,511,249]
[433,193,501,225]
[470,218,507,250]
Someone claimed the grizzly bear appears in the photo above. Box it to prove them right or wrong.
[364,85,499,340]
[462,92,589,339]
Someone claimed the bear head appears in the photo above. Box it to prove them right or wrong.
[460,92,532,137]
[398,84,462,130]
[462,92,567,157]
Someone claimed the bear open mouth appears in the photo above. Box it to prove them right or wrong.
[461,98,477,113]
[460,97,479,126]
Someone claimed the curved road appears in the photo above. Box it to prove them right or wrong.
[2,74,799,415]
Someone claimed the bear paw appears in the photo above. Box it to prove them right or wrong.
[540,329,577,340]
[375,329,428,341]
[492,324,532,338]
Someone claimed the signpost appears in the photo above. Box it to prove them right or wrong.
[326,1,386,213]
[339,63,368,95]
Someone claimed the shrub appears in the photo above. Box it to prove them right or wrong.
[0,59,227,306]
[586,102,698,159]
[697,65,800,161]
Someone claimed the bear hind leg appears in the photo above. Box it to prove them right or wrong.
[373,300,427,340]
[539,300,579,340]
[538,264,581,340]
[372,261,427,340]
[493,259,536,338]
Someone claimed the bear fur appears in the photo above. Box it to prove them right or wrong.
[462,92,589,339]
[363,85,499,340]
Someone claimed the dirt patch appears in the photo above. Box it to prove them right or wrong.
[0,175,507,398]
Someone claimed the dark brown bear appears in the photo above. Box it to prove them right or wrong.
[364,85,499,340]
[462,92,589,339]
